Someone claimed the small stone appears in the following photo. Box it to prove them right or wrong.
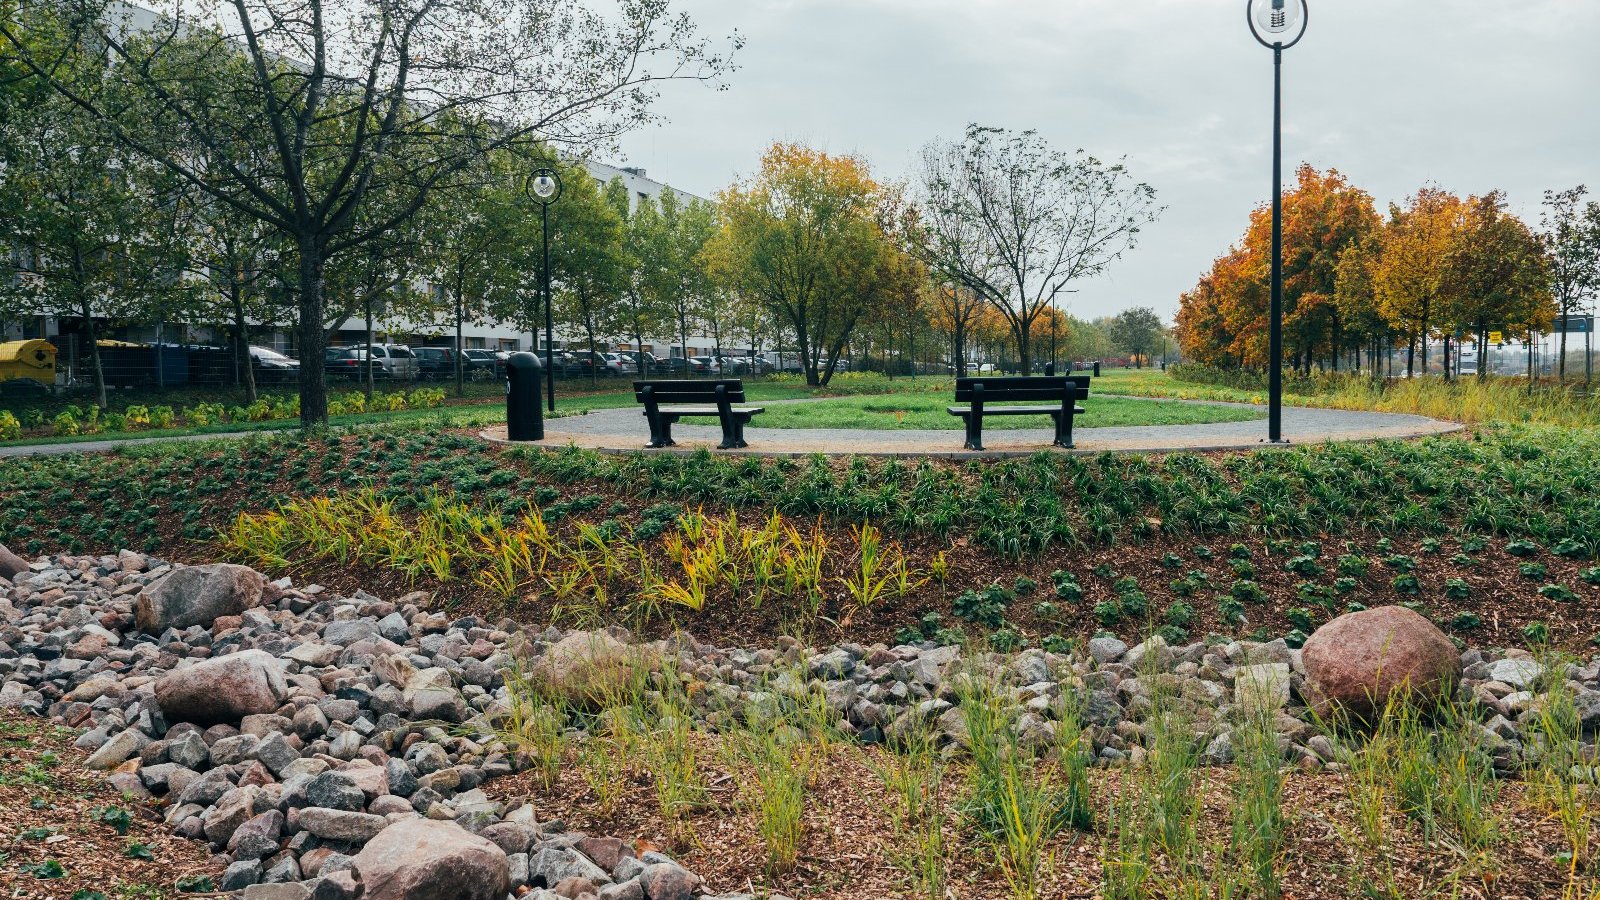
[298,808,388,843]
[352,818,509,900]
[305,771,366,812]
[85,728,151,771]
[221,858,265,890]
[1234,663,1291,711]
[1487,658,1544,690]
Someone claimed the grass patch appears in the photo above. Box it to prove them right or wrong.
[704,392,1262,430]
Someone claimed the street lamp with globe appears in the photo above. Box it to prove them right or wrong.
[526,168,563,412]
[1247,0,1308,444]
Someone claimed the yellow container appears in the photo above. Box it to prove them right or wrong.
[0,339,57,385]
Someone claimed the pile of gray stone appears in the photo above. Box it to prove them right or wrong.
[3,549,1599,899]
[0,552,735,900]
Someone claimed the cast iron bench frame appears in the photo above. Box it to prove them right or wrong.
[634,379,764,449]
[947,375,1091,451]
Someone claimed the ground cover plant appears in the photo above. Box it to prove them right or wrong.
[3,422,1599,652]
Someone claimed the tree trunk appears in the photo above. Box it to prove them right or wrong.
[232,285,258,403]
[1559,301,1569,381]
[364,294,375,403]
[298,240,330,427]
[585,309,598,388]
[454,288,466,398]
[81,295,107,411]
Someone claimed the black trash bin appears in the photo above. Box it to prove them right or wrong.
[505,352,544,441]
[1092,361,1101,378]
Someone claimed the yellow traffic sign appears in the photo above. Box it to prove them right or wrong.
[1489,331,1503,345]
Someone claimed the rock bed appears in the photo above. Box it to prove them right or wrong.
[2,551,1599,899]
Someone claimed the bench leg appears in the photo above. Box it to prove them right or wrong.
[718,413,741,450]
[646,413,677,448]
[1053,411,1075,449]
[963,414,984,452]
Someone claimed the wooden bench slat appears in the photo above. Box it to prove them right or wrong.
[947,405,1085,416]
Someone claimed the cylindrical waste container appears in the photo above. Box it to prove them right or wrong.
[505,351,544,441]
[1092,361,1101,377]
[0,340,56,387]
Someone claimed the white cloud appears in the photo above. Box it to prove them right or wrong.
[618,0,1600,321]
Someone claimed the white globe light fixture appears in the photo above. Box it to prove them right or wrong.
[530,173,560,201]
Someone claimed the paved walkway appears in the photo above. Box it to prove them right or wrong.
[481,399,1462,458]
[0,431,260,459]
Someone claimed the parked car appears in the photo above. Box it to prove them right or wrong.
[412,347,474,381]
[617,351,668,376]
[249,346,300,384]
[688,356,719,375]
[324,346,380,381]
[570,350,625,378]
[716,355,750,375]
[463,348,506,378]
[324,344,419,380]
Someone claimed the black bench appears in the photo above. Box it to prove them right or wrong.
[948,375,1091,451]
[635,379,765,450]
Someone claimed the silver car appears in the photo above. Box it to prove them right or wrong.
[329,345,419,380]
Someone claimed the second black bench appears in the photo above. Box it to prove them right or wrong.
[635,379,765,449]
[947,375,1091,451]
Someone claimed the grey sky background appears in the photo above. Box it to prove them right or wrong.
[614,0,1600,324]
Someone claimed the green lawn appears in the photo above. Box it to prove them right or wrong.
[692,392,1263,430]
[0,370,1238,447]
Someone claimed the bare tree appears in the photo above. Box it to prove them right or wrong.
[1540,186,1600,381]
[916,125,1160,373]
[1,0,735,424]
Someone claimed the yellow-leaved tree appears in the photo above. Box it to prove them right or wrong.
[703,143,920,386]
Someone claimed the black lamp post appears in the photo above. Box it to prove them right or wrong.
[527,168,563,412]
[1248,0,1307,444]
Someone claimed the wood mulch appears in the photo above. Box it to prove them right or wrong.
[0,713,220,899]
[483,731,1593,900]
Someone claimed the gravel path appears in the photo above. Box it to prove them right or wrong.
[484,399,1462,458]
[0,397,1461,460]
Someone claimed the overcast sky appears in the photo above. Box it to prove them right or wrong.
[613,0,1600,323]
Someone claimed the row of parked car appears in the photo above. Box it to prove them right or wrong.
[317,345,778,381]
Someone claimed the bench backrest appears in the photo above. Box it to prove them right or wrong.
[634,379,747,405]
[953,375,1090,402]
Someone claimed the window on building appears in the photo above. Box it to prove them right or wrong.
[498,339,520,351]
[466,337,486,350]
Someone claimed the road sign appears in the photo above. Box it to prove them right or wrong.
[1489,331,1504,345]
[1555,315,1594,334]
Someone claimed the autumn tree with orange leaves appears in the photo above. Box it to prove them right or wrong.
[1179,167,1551,378]
[1176,165,1378,372]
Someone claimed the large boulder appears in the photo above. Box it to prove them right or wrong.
[352,819,508,900]
[156,649,288,726]
[0,543,27,580]
[529,630,649,707]
[136,563,265,633]
[1302,606,1461,719]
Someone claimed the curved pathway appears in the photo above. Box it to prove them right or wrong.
[483,397,1462,458]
